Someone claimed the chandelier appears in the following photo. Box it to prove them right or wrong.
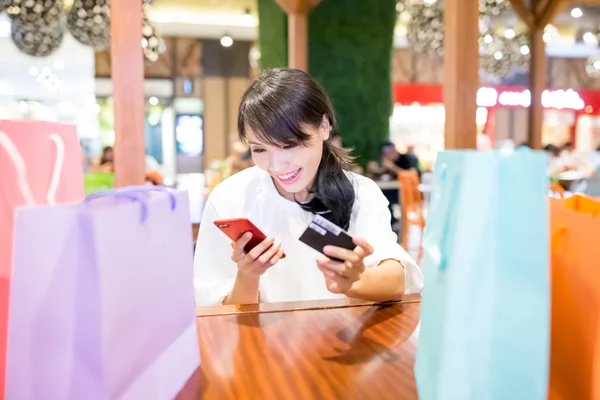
[2,0,165,61]
[398,0,531,81]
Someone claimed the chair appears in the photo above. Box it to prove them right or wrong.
[550,183,565,198]
[398,170,426,262]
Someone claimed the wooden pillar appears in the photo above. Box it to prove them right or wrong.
[443,0,479,149]
[288,13,308,71]
[110,0,145,187]
[275,0,321,71]
[528,26,546,150]
[509,0,565,149]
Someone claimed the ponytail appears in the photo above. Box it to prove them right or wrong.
[299,139,356,230]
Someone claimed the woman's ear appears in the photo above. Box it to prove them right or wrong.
[320,114,331,141]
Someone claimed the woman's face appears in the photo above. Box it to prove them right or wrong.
[245,117,330,201]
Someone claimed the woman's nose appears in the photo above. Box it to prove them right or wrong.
[269,150,289,171]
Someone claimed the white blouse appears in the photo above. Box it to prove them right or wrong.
[193,166,423,306]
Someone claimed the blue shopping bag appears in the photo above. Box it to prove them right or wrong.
[415,149,550,400]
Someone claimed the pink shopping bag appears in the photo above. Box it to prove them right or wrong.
[0,120,84,396]
[6,187,200,399]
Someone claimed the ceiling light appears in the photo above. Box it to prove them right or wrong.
[583,32,597,45]
[149,96,159,106]
[220,35,233,47]
[504,29,515,39]
[484,34,493,44]
[571,7,583,18]
[423,0,437,4]
[494,51,503,60]
[520,45,530,55]
[242,7,255,23]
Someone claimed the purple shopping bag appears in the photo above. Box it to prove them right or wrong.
[6,187,200,400]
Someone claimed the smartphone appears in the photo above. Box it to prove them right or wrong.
[214,218,286,258]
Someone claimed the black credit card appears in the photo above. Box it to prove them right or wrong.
[298,215,355,262]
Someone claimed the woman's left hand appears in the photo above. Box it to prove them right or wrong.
[316,237,374,294]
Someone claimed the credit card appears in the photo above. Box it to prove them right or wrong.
[298,215,355,262]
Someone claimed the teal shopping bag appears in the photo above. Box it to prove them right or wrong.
[415,150,550,400]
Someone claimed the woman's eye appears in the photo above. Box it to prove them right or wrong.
[251,148,265,153]
[282,144,297,150]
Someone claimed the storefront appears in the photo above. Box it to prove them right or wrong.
[392,83,599,163]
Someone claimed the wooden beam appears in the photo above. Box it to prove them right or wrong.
[509,0,534,28]
[527,26,546,150]
[535,0,550,15]
[288,13,308,71]
[111,0,145,187]
[443,0,479,149]
[275,0,321,71]
[538,0,566,27]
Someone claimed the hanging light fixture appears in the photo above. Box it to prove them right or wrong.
[406,1,444,57]
[585,56,600,78]
[9,0,64,30]
[479,0,510,17]
[11,22,64,57]
[0,0,10,12]
[142,5,166,62]
[67,0,111,52]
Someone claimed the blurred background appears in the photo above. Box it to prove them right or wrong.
[3,0,600,227]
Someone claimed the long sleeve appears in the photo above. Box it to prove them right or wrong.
[193,197,238,306]
[353,181,424,294]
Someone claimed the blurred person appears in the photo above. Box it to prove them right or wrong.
[91,146,114,173]
[560,141,574,157]
[100,146,113,165]
[380,141,422,181]
[226,141,254,175]
[193,68,423,306]
[544,144,567,175]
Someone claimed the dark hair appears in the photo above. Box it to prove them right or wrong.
[100,146,113,165]
[237,68,356,230]
[380,141,396,152]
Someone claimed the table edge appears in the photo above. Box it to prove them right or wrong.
[195,294,421,317]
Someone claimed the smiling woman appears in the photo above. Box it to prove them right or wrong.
[193,68,423,307]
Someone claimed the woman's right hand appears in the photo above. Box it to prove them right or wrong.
[231,232,284,279]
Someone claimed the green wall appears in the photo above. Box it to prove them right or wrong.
[257,0,397,165]
[257,0,288,69]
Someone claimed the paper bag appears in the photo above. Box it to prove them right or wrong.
[6,187,199,399]
[549,195,600,400]
[415,150,550,400]
[0,120,84,396]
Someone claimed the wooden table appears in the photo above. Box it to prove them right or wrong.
[176,296,421,399]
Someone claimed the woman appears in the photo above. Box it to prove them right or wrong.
[193,69,423,306]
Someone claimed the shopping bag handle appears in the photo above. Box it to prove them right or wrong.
[85,186,177,223]
[0,130,65,205]
[111,185,177,211]
[85,191,149,222]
